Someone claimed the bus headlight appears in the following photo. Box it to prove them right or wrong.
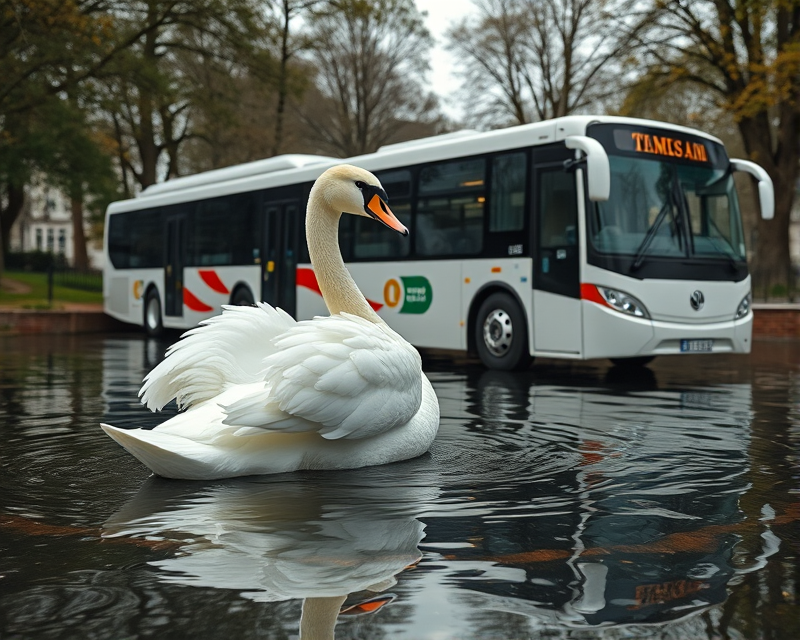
[735,292,752,319]
[598,286,650,319]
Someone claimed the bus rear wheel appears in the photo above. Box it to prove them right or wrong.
[475,292,531,371]
[144,288,163,337]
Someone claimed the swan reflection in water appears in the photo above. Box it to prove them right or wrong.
[102,471,438,639]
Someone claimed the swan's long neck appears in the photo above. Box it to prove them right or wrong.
[299,596,347,640]
[306,190,382,322]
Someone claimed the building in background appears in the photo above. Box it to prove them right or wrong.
[9,177,104,269]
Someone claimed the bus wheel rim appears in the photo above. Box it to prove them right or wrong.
[146,298,160,329]
[483,309,512,357]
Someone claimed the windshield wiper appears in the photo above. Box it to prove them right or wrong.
[631,198,673,271]
[632,176,691,271]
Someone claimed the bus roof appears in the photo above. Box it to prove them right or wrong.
[140,154,337,197]
[107,115,726,215]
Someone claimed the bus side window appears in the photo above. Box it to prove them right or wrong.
[539,171,578,248]
[339,214,354,262]
[416,158,485,257]
[108,209,162,269]
[188,194,257,266]
[353,169,412,260]
[490,153,527,232]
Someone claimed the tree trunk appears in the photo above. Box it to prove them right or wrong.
[272,2,292,157]
[136,21,160,189]
[112,113,132,199]
[70,190,89,270]
[752,178,795,299]
[737,114,798,300]
[0,183,25,283]
[162,109,181,180]
[137,89,159,188]
[0,215,4,285]
[1,183,25,258]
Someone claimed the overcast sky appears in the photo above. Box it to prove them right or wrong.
[414,0,476,121]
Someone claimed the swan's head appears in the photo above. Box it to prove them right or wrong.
[312,164,408,236]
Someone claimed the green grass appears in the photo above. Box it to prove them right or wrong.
[0,270,103,309]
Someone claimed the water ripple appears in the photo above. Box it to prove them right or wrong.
[1,336,798,638]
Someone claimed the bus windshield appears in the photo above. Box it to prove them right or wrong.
[587,124,747,267]
[591,156,746,264]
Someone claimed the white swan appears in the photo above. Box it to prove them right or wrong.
[101,165,440,480]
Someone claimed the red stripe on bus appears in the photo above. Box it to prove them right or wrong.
[296,267,322,296]
[183,288,214,312]
[198,270,230,294]
[296,267,383,311]
[580,283,610,307]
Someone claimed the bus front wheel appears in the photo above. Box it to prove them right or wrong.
[230,286,255,306]
[144,288,164,337]
[475,292,531,371]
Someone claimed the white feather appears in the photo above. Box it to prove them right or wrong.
[220,313,422,440]
[139,303,294,411]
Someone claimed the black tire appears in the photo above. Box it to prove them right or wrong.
[144,287,163,337]
[230,286,255,306]
[609,356,655,368]
[475,292,532,371]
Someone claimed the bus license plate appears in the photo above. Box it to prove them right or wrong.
[680,339,714,352]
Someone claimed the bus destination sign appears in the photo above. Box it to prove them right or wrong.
[614,129,710,163]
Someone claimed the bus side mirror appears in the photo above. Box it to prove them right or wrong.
[565,136,610,202]
[731,159,774,220]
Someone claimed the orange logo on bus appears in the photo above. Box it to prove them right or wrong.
[384,279,402,308]
[382,276,432,314]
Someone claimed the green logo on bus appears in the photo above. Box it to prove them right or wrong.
[383,276,432,314]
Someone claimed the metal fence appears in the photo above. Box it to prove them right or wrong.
[53,268,103,293]
[6,252,103,298]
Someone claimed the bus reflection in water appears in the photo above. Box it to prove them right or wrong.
[415,369,774,631]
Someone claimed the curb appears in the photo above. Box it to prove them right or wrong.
[0,309,130,336]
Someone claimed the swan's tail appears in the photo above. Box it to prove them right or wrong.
[101,424,228,480]
[100,421,313,480]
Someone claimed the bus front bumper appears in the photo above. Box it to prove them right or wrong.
[582,301,753,359]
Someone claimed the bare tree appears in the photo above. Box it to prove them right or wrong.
[97,0,266,190]
[179,54,315,171]
[447,0,640,127]
[302,0,439,156]
[263,1,322,155]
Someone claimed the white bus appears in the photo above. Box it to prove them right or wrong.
[103,115,774,370]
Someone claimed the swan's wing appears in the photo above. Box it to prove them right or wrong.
[140,303,296,411]
[222,313,423,440]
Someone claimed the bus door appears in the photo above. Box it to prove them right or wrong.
[164,212,186,318]
[532,149,582,354]
[263,199,301,317]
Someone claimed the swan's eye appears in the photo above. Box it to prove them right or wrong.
[354,180,366,190]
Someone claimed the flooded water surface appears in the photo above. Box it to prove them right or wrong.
[1,334,798,639]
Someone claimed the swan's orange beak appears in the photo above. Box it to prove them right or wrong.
[365,192,408,236]
[339,594,396,617]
